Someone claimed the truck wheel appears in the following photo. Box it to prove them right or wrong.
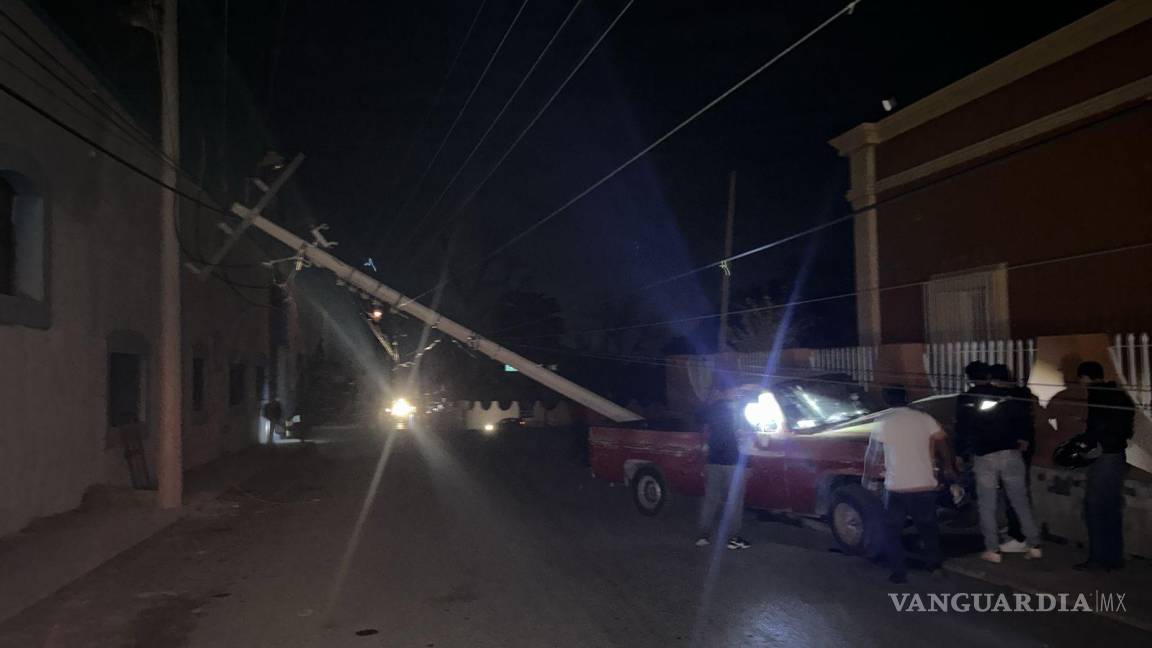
[631,466,669,516]
[829,484,883,558]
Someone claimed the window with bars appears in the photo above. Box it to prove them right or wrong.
[923,265,1009,343]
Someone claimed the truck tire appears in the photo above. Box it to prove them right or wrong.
[631,466,670,516]
[828,484,884,558]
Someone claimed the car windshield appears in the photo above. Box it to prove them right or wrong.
[773,381,881,432]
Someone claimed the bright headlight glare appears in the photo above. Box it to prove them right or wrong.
[483,423,495,432]
[744,392,785,434]
[390,398,415,418]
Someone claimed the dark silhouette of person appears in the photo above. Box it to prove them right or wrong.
[1074,361,1135,571]
[955,362,1041,562]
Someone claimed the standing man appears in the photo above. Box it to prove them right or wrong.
[696,383,752,550]
[1075,361,1135,571]
[864,390,956,583]
[955,366,1042,563]
[994,365,1039,552]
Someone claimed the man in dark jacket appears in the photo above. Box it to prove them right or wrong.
[954,363,1041,563]
[1075,361,1135,570]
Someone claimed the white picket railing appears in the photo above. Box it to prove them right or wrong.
[923,339,1036,395]
[1109,333,1152,415]
[809,346,877,386]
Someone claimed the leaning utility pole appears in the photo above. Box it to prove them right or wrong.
[717,170,736,351]
[231,210,643,423]
[157,0,182,508]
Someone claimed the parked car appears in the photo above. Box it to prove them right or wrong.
[589,378,963,557]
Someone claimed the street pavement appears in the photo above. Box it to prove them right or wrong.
[0,425,1147,647]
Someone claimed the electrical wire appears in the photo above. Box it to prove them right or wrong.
[404,0,862,305]
[399,0,635,274]
[392,0,585,262]
[492,79,1152,339]
[502,238,1152,340]
[0,59,278,285]
[385,0,532,261]
[0,8,160,155]
[505,341,1145,410]
[0,27,176,172]
[367,0,490,247]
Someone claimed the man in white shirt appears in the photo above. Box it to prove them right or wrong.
[863,393,956,583]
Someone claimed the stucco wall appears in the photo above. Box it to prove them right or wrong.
[0,2,281,536]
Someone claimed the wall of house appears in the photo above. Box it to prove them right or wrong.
[0,2,281,536]
[864,15,1152,345]
[875,103,1152,343]
[876,19,1152,178]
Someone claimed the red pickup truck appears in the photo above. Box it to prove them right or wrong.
[589,379,958,556]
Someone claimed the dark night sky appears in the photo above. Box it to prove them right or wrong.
[37,0,1113,352]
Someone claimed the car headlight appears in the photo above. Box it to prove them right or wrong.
[389,398,415,418]
[744,392,785,434]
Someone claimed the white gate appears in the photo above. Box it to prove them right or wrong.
[1109,333,1152,416]
[809,346,876,387]
[923,339,1035,395]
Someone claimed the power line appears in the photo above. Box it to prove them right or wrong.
[0,73,272,278]
[0,78,221,212]
[506,341,1144,410]
[366,0,490,248]
[404,0,862,305]
[384,0,532,261]
[399,0,635,276]
[394,0,585,263]
[493,81,1152,339]
[0,20,175,170]
[503,238,1152,340]
[0,8,159,149]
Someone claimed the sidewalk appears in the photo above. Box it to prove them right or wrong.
[946,542,1152,632]
[0,445,274,624]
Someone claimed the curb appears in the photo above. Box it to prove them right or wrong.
[944,561,1152,634]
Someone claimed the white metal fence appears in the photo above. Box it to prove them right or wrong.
[923,339,1036,395]
[1109,333,1152,416]
[809,346,877,386]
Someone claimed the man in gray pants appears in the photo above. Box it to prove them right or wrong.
[956,370,1042,563]
[696,386,751,550]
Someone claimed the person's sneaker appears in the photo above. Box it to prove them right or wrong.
[695,536,710,547]
[1025,547,1042,560]
[727,536,751,550]
[889,572,908,584]
[980,551,1002,564]
[998,539,1029,554]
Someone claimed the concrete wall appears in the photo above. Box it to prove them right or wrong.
[0,1,284,537]
[1032,466,1152,559]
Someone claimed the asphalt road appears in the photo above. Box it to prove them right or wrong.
[0,426,1146,647]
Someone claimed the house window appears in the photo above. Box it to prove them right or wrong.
[0,171,47,327]
[923,265,1009,342]
[229,363,247,406]
[108,352,145,426]
[192,357,206,412]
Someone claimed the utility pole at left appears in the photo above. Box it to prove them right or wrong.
[157,0,182,509]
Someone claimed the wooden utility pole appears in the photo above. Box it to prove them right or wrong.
[717,170,736,351]
[157,0,182,508]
